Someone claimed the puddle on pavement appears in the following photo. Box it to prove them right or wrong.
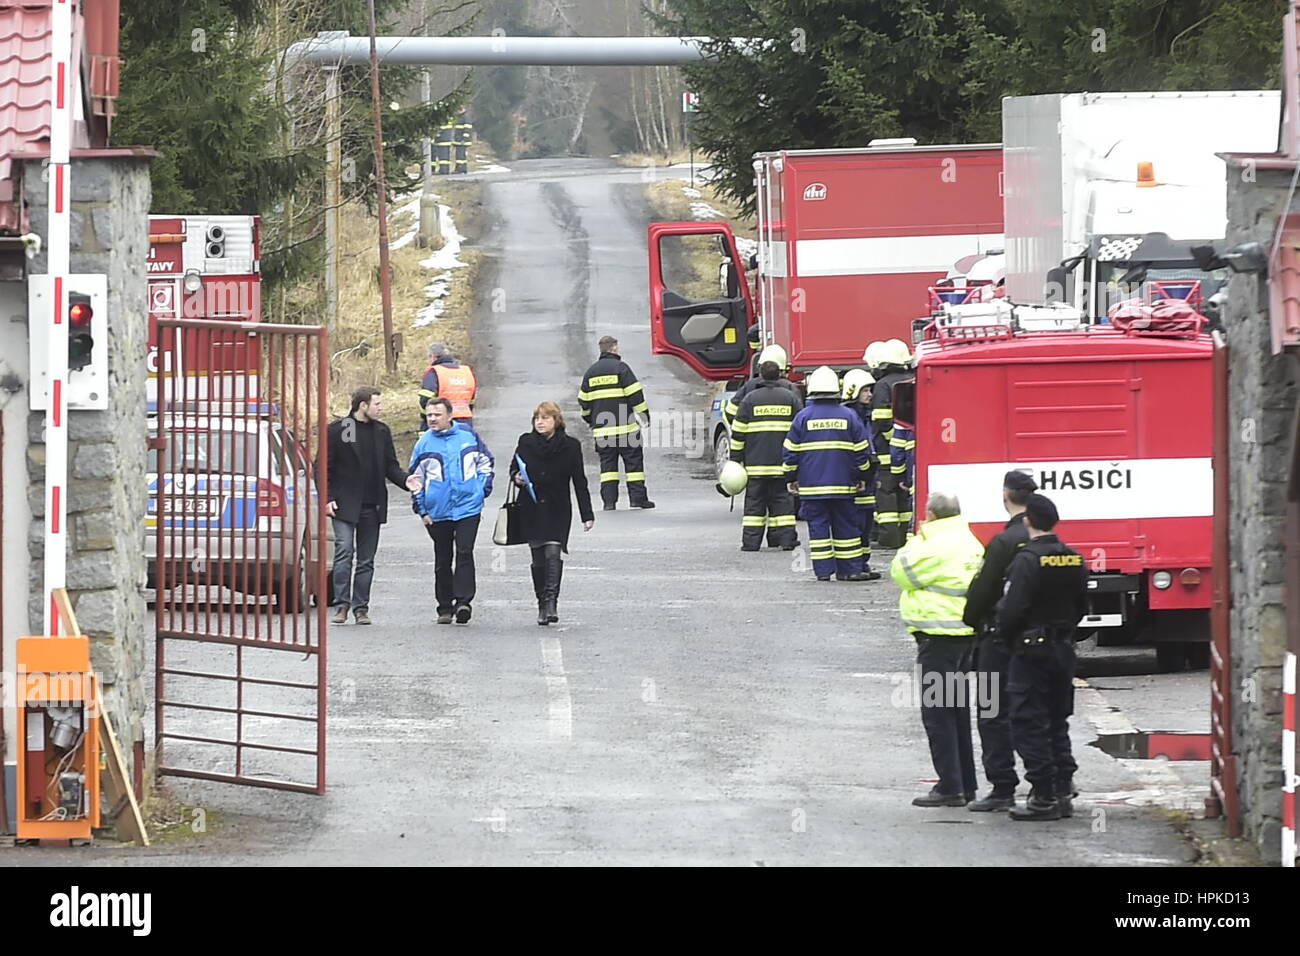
[1091,732,1211,761]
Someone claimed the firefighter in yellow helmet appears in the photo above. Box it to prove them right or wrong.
[724,342,801,428]
[729,358,800,550]
[784,366,874,581]
[842,368,882,579]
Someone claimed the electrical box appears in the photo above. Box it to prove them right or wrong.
[28,273,109,411]
[15,636,101,840]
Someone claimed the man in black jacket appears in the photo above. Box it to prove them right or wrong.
[326,386,420,625]
[961,470,1038,811]
[996,494,1089,822]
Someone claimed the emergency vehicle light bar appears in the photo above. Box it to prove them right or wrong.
[1145,279,1203,311]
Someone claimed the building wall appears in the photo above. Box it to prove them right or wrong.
[15,155,152,765]
[0,281,33,779]
[1225,165,1300,857]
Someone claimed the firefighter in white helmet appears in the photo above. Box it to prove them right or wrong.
[728,359,800,550]
[842,368,882,580]
[724,342,801,428]
[871,339,915,549]
[783,366,873,581]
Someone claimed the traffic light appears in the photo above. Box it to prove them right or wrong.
[28,273,109,411]
[68,290,93,371]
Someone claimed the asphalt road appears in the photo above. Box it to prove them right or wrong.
[5,159,1205,866]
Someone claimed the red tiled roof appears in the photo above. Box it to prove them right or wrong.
[0,0,90,233]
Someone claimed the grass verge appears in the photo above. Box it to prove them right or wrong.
[330,170,486,456]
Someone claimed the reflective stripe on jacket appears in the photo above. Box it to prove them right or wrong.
[782,398,872,498]
[730,381,798,476]
[890,514,984,636]
[578,352,648,438]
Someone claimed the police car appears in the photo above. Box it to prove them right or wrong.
[145,404,325,611]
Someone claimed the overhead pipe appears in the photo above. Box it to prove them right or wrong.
[283,33,764,67]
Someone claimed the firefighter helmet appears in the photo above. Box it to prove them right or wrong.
[881,339,913,367]
[757,343,788,369]
[841,368,875,401]
[805,365,840,397]
[863,341,886,368]
[718,459,749,496]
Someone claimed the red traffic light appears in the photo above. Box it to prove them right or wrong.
[69,298,92,327]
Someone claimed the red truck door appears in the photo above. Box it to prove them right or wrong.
[647,222,753,381]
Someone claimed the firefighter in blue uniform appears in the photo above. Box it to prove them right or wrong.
[783,366,873,581]
[996,493,1088,821]
[730,360,800,550]
[870,339,914,549]
[888,394,916,534]
[840,368,882,580]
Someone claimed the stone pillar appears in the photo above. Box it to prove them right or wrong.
[1224,165,1300,857]
[22,156,152,758]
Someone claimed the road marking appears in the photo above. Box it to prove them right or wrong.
[540,636,573,738]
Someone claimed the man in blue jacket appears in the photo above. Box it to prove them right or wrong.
[409,397,495,624]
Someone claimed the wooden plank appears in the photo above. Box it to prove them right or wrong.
[52,588,77,636]
[94,685,149,847]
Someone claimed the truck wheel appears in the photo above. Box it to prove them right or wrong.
[1155,642,1186,673]
[1184,641,1211,670]
[713,429,730,479]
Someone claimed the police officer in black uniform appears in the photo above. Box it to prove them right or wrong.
[996,493,1088,821]
[961,470,1038,812]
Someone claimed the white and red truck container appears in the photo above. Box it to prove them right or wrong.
[647,140,1005,383]
[146,214,262,409]
[648,140,1005,465]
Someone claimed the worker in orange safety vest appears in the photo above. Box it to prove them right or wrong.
[418,341,478,432]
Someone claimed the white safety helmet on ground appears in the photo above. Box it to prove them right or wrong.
[805,365,841,397]
[718,459,749,496]
[863,341,886,369]
[757,343,789,369]
[841,368,875,401]
[881,338,913,367]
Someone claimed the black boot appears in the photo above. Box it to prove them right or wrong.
[1010,787,1061,821]
[550,559,563,623]
[1057,779,1077,818]
[541,544,561,623]
[532,560,548,626]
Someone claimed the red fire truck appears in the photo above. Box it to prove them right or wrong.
[147,215,262,409]
[901,302,1213,670]
[647,140,1005,383]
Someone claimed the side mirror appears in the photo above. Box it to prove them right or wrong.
[1045,266,1069,304]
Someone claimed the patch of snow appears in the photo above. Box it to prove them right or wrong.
[474,162,511,173]
[735,236,758,261]
[388,196,423,250]
[689,201,726,220]
[681,186,702,199]
[412,203,468,328]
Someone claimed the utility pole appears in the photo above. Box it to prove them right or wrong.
[323,63,340,331]
[367,0,397,373]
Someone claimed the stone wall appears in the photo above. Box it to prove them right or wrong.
[1224,165,1300,857]
[21,156,152,754]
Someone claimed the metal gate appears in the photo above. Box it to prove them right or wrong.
[151,318,328,793]
[1207,333,1240,833]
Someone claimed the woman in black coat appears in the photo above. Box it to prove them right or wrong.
[509,401,595,625]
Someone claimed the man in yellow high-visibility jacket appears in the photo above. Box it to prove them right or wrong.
[891,492,985,808]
